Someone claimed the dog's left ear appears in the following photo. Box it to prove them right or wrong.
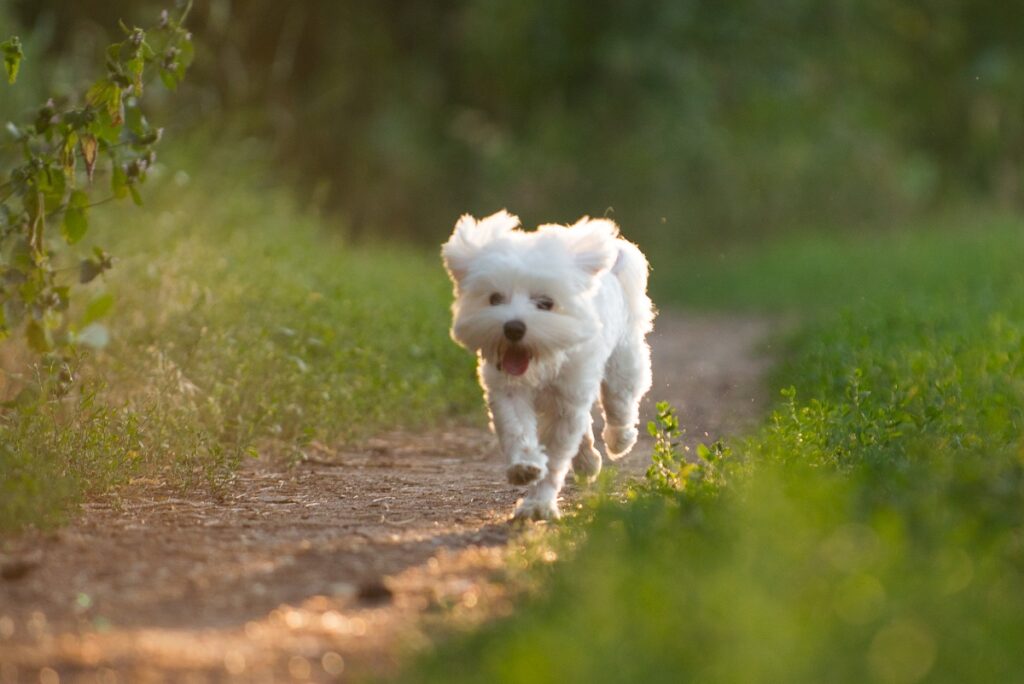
[566,217,620,276]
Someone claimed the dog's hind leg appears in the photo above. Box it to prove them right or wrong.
[600,335,652,460]
[571,420,602,481]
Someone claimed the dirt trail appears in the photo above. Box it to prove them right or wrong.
[0,312,773,683]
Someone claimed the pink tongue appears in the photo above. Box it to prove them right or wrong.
[502,347,530,376]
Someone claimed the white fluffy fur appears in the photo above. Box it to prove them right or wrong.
[442,210,655,520]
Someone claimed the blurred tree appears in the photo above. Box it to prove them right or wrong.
[7,0,1024,244]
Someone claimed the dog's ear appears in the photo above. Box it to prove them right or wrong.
[566,217,620,277]
[441,210,520,284]
[441,214,479,284]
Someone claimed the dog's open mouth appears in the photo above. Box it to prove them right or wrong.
[499,346,531,376]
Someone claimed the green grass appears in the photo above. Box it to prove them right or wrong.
[651,208,1024,314]
[405,215,1024,683]
[0,141,480,532]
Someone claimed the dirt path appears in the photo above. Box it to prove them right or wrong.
[0,312,774,683]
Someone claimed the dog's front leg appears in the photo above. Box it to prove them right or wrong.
[514,398,591,521]
[487,386,548,485]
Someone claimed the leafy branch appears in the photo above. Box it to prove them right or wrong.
[1,4,193,357]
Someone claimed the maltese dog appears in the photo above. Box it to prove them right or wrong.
[441,210,655,520]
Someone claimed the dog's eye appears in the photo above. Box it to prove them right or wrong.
[489,293,504,305]
[534,296,554,311]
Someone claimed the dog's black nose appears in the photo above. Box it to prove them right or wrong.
[503,319,526,342]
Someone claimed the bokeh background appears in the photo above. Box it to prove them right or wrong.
[5,3,1024,681]
[5,0,1023,246]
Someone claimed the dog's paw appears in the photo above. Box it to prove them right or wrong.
[513,497,560,522]
[572,446,602,482]
[506,447,548,485]
[603,424,638,460]
[506,462,545,485]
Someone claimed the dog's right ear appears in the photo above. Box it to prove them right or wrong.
[566,217,620,277]
[441,210,519,284]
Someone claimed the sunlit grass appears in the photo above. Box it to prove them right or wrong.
[0,142,480,532]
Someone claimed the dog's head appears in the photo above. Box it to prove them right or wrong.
[441,210,619,377]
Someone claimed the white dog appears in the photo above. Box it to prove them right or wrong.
[441,211,655,520]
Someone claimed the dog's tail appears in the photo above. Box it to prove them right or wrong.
[611,239,656,335]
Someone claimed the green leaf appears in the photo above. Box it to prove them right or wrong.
[88,108,120,144]
[2,36,23,84]
[177,38,194,73]
[86,78,116,109]
[79,249,113,284]
[82,293,114,326]
[63,208,88,244]
[38,167,67,212]
[61,132,79,175]
[128,184,143,206]
[111,164,129,199]
[125,105,147,136]
[34,99,56,134]
[127,53,145,94]
[23,188,43,230]
[62,190,90,244]
[80,259,103,284]
[69,189,89,210]
[158,67,179,91]
[86,79,124,125]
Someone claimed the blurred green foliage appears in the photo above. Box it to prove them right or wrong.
[404,215,1024,684]
[6,0,1024,244]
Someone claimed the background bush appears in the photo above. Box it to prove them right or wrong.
[7,0,1024,246]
